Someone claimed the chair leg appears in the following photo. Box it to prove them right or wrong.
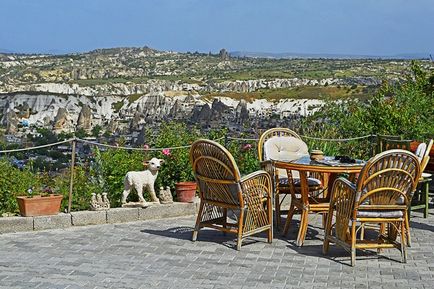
[424,182,429,218]
[400,220,407,263]
[192,202,204,241]
[378,223,386,254]
[321,213,327,229]
[323,211,333,255]
[296,209,309,247]
[236,209,245,251]
[282,202,295,236]
[360,223,365,240]
[267,197,273,243]
[223,208,228,236]
[350,222,357,267]
[275,193,281,229]
[404,211,412,247]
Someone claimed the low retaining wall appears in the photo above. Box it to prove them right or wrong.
[0,202,197,234]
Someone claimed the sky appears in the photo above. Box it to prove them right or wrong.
[1,0,433,56]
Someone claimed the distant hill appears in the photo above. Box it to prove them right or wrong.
[0,48,15,54]
[230,51,430,60]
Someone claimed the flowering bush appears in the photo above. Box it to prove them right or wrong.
[152,122,199,191]
[0,159,41,215]
[227,140,259,175]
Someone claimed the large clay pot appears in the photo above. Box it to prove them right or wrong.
[16,194,63,217]
[175,182,197,203]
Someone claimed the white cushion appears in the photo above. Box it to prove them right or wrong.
[280,177,322,187]
[357,210,403,218]
[415,142,427,161]
[264,136,309,161]
[263,136,309,180]
[264,136,309,179]
[422,172,432,178]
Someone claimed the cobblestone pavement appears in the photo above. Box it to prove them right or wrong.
[1,210,434,289]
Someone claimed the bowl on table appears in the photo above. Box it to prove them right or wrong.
[310,150,324,161]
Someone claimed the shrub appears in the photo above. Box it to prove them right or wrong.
[226,139,260,175]
[0,159,41,215]
[302,61,434,157]
[152,122,200,191]
[100,148,144,207]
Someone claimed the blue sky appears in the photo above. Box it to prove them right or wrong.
[1,0,433,55]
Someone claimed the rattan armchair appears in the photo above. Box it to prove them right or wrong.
[323,149,420,266]
[190,139,273,250]
[410,139,433,218]
[258,128,323,229]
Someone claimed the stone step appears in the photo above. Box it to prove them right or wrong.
[0,202,197,234]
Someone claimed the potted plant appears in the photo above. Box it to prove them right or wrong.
[153,122,199,203]
[175,181,197,203]
[160,148,197,203]
[16,187,63,217]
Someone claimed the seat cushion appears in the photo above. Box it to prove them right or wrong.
[357,210,403,218]
[264,136,309,161]
[279,177,322,187]
[422,172,432,179]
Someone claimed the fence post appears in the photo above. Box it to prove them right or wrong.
[68,138,76,213]
[370,134,377,157]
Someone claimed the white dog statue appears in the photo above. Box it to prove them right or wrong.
[121,158,164,205]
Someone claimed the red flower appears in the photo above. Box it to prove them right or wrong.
[242,143,252,151]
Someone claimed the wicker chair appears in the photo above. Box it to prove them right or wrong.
[410,139,433,219]
[323,149,420,266]
[190,139,273,250]
[258,128,323,229]
[375,134,401,154]
[383,138,412,151]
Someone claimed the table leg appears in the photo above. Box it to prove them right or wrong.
[296,171,309,247]
[326,173,338,199]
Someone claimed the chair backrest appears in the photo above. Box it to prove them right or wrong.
[383,138,412,151]
[258,127,308,162]
[190,139,242,206]
[420,139,433,172]
[376,134,401,153]
[355,149,420,207]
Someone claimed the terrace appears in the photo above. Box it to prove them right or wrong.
[0,212,433,288]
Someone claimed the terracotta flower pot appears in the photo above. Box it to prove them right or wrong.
[175,182,197,203]
[16,194,63,217]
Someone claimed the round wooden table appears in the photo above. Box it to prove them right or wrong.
[272,156,365,246]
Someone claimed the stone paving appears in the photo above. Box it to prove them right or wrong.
[0,210,434,289]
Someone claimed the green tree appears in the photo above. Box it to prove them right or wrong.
[91,125,102,138]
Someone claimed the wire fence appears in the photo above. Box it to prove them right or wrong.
[0,133,397,213]
[0,135,374,155]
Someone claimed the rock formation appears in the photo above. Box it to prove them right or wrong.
[53,108,69,130]
[4,109,19,134]
[77,104,92,131]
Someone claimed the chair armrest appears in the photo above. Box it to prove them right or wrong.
[260,160,275,177]
[240,170,272,201]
